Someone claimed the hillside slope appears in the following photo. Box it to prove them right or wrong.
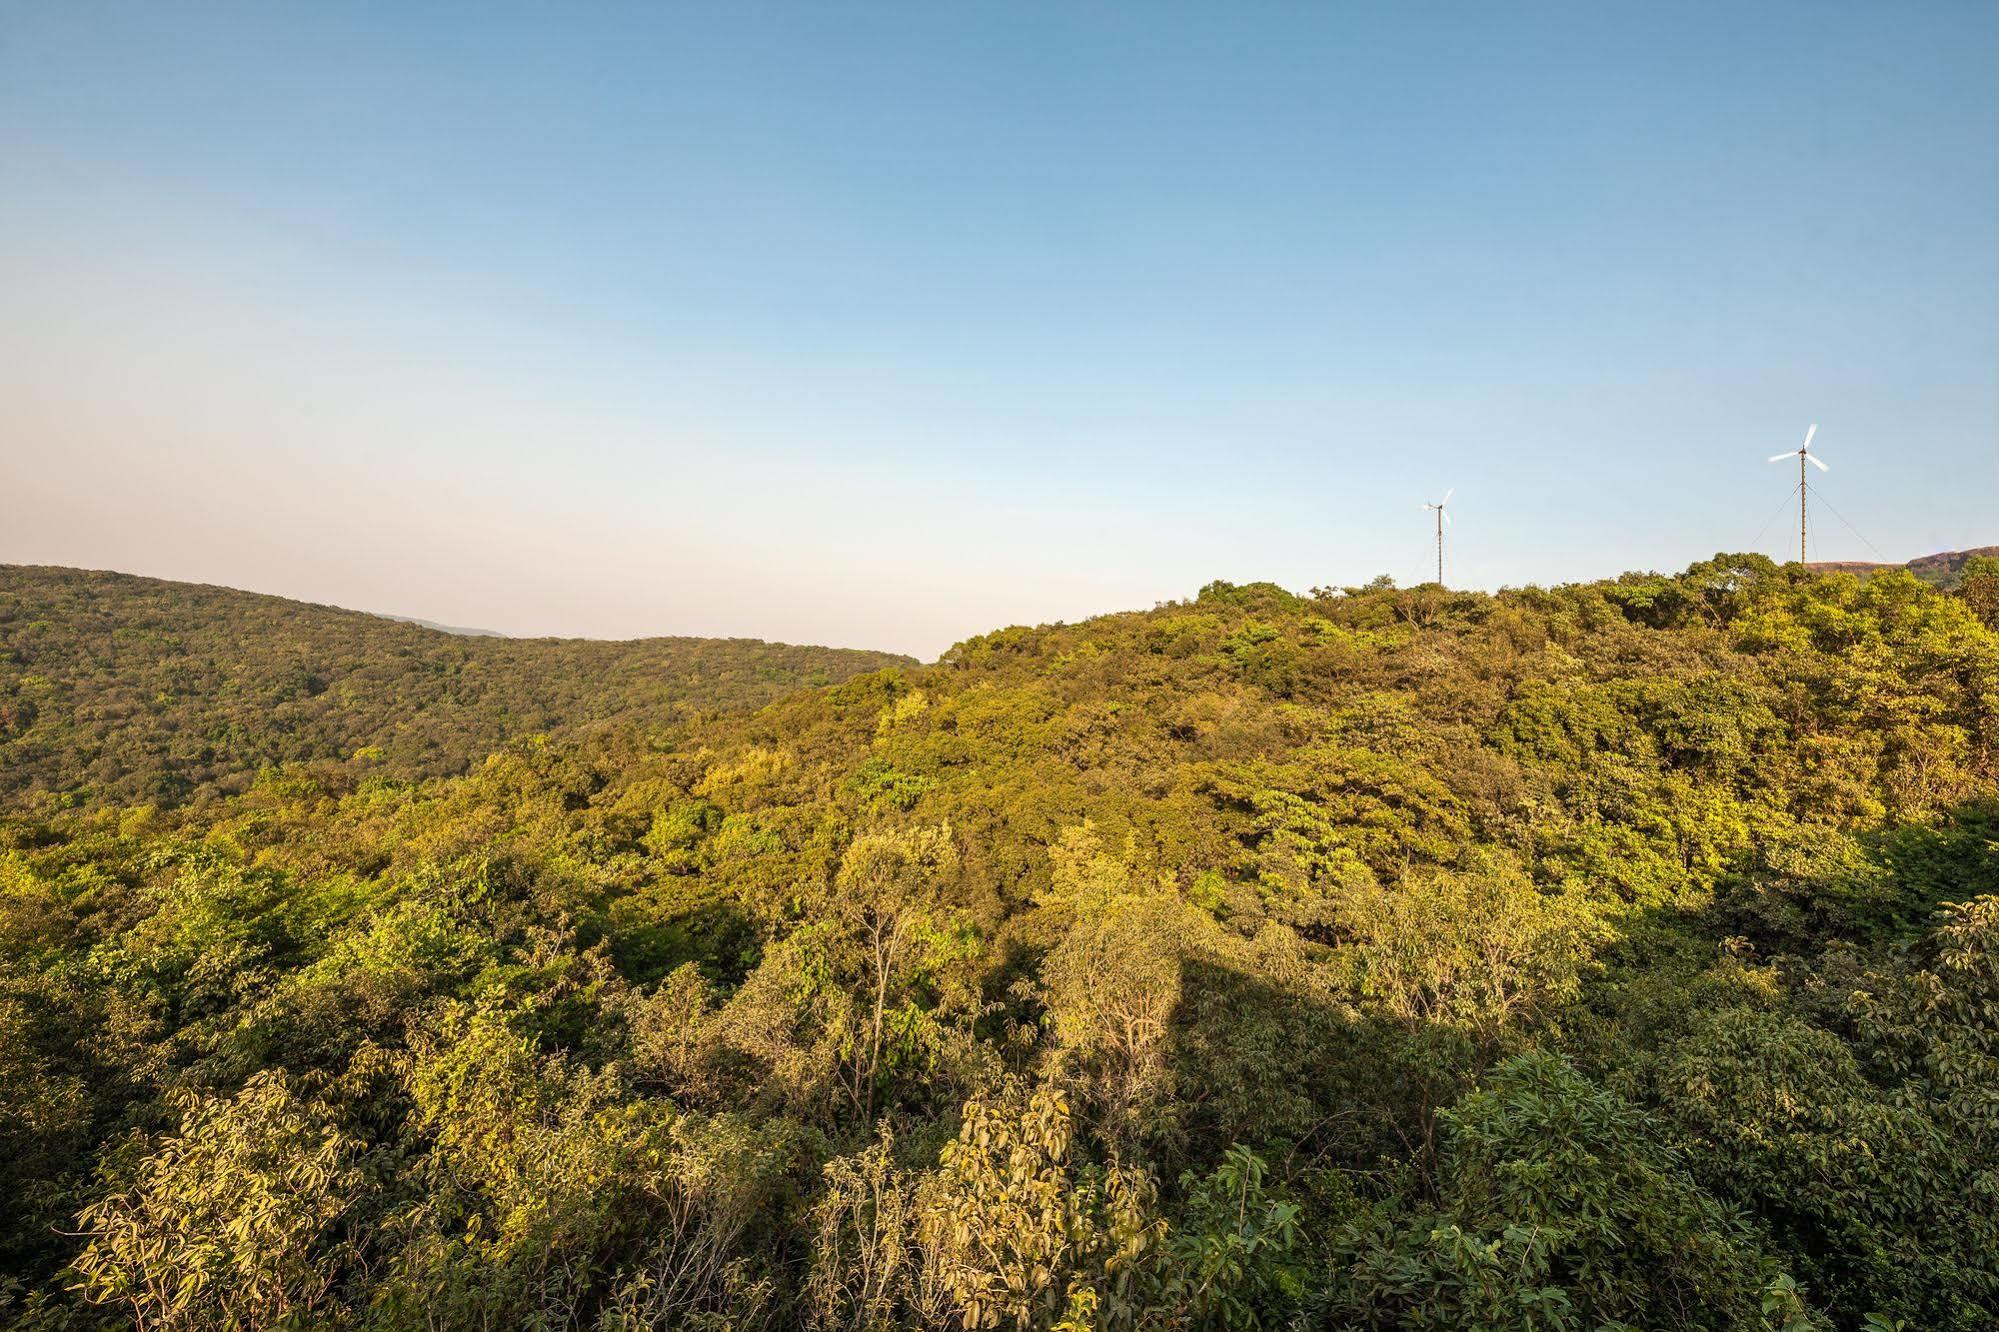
[0,566,913,808]
[1807,543,1998,586]
[3,553,1998,1328]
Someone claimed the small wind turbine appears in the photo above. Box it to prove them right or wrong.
[1768,425,1827,564]
[1422,489,1453,585]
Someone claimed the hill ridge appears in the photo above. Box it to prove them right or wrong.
[0,564,914,808]
[1805,543,1998,585]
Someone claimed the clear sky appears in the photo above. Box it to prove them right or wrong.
[3,2,1995,658]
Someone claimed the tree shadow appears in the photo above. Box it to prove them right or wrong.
[1161,956,1472,1192]
[604,897,760,988]
[1696,798,1999,958]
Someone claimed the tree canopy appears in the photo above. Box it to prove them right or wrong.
[0,566,913,809]
[2,554,1996,1330]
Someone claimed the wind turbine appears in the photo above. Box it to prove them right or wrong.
[1422,489,1453,585]
[1768,425,1827,564]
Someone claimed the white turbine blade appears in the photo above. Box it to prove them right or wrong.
[1442,488,1455,505]
[1808,453,1829,472]
[1442,509,1452,528]
[1802,423,1818,449]
[1768,452,1795,463]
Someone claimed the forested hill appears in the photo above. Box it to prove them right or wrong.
[0,566,914,810]
[4,552,1999,1330]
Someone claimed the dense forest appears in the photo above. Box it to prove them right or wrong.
[0,567,913,810]
[3,553,1999,1330]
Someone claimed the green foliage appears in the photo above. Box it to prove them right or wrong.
[1959,554,1999,627]
[1157,1146,1307,1329]
[1314,1052,1819,1332]
[925,1081,1162,1331]
[1332,852,1609,1036]
[806,1126,943,1331]
[71,1070,365,1329]
[1649,890,1999,1329]
[0,566,911,808]
[3,557,1998,1328]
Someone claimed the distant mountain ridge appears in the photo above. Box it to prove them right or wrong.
[1806,545,1998,588]
[0,565,914,808]
[377,612,506,637]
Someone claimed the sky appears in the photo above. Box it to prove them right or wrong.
[2,2,1995,658]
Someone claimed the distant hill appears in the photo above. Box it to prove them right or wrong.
[0,566,914,808]
[377,612,506,637]
[1807,545,1998,588]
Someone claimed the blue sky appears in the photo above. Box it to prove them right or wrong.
[3,2,1994,656]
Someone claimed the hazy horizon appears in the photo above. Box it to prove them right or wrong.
[5,3,1996,659]
[10,538,1999,663]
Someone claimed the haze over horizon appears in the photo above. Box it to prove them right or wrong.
[4,3,1996,659]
